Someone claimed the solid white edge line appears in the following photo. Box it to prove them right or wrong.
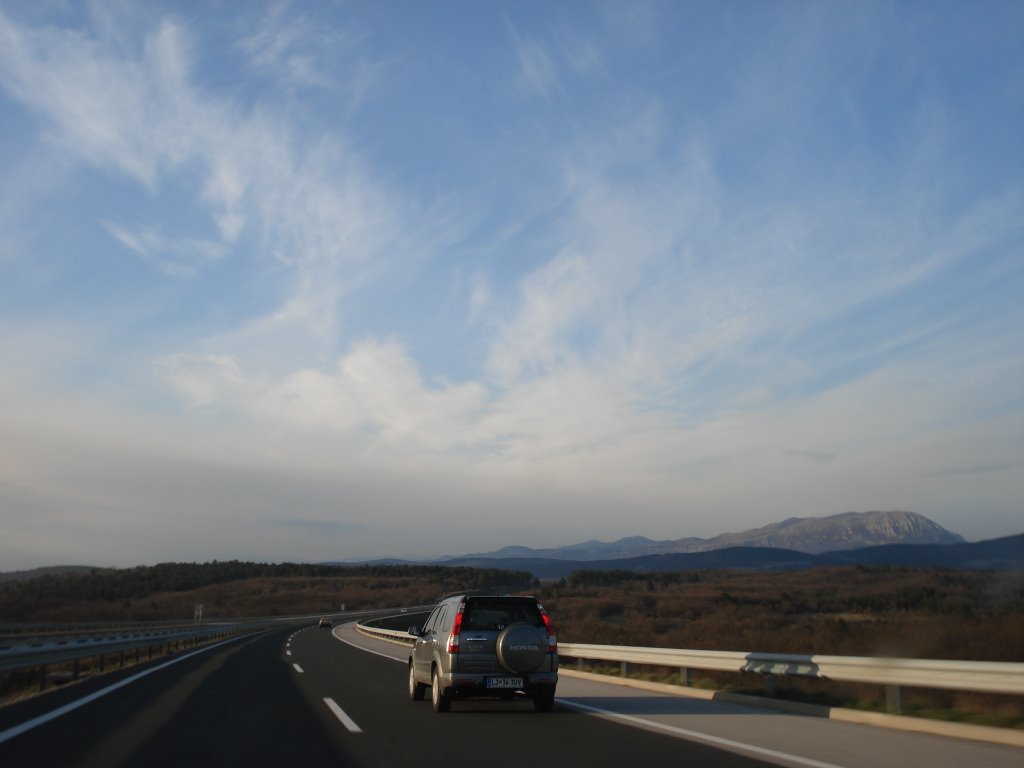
[558,700,847,768]
[332,629,406,663]
[0,633,255,746]
[323,697,363,733]
[292,663,304,673]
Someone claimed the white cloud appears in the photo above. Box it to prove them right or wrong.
[103,221,225,277]
[202,156,247,243]
[488,250,596,381]
[160,353,257,408]
[468,274,491,324]
[0,8,435,362]
[238,1,362,91]
[269,339,488,449]
[0,12,191,188]
[504,19,560,99]
[163,340,489,452]
[515,36,558,98]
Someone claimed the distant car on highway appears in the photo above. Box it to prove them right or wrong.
[407,595,558,712]
[318,617,332,628]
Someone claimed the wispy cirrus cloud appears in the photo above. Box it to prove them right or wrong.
[511,32,559,99]
[927,464,1015,478]
[238,1,365,92]
[103,221,225,277]
[0,7,436,362]
[0,12,192,189]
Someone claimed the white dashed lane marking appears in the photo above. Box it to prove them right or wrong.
[324,698,362,733]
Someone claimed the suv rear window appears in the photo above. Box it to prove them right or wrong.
[462,598,543,630]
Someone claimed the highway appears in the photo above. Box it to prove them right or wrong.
[0,620,1020,767]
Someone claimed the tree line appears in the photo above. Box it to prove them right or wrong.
[0,561,536,620]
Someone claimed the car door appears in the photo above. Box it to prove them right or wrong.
[413,606,441,680]
[430,605,450,665]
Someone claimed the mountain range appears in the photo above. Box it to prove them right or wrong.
[344,510,1023,578]
[439,534,1024,579]
[450,510,965,561]
[5,512,1017,584]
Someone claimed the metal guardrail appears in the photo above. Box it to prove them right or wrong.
[0,619,211,635]
[561,643,1024,697]
[354,616,1024,712]
[0,622,263,675]
[357,623,417,645]
[0,608,411,682]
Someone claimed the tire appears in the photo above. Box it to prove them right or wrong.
[408,663,425,701]
[431,666,451,713]
[533,688,555,712]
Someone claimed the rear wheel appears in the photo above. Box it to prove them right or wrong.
[533,688,555,712]
[408,663,425,701]
[431,667,451,713]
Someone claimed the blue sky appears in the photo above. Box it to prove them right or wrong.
[1,1,1021,569]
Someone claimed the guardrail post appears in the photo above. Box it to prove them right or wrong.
[621,661,629,677]
[680,667,691,687]
[886,685,902,714]
[764,674,778,698]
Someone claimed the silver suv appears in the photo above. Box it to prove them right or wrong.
[407,595,558,712]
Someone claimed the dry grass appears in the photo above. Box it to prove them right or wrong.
[543,566,1024,728]
[539,566,1024,662]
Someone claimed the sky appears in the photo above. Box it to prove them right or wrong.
[0,1,1021,570]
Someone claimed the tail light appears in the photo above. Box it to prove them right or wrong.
[539,605,557,653]
[447,601,465,653]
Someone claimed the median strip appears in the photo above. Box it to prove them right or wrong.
[323,697,362,733]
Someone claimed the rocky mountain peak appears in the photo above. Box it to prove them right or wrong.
[709,510,966,554]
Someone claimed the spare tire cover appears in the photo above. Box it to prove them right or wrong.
[496,623,546,674]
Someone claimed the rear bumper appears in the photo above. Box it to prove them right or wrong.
[443,671,558,698]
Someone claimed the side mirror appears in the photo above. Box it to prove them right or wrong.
[408,626,422,637]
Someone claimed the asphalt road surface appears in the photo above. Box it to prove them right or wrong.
[0,621,1020,768]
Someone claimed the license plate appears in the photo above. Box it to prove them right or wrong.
[486,677,523,689]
